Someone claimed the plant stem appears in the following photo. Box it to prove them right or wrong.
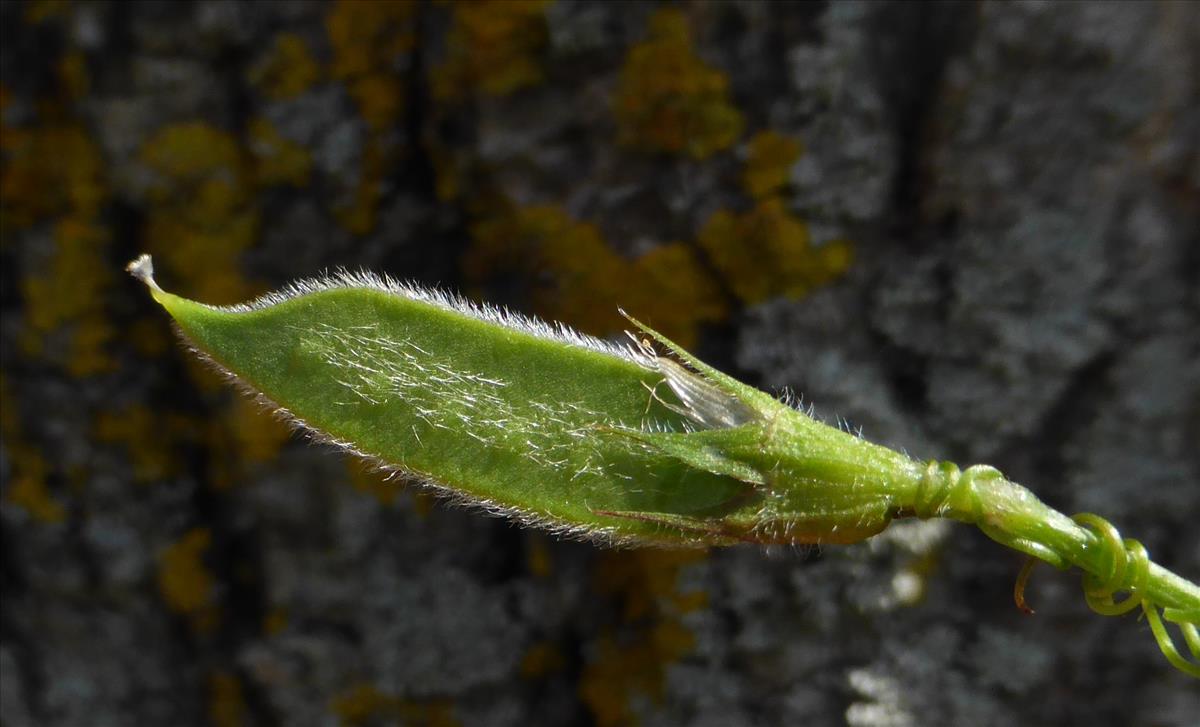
[923,466,1200,612]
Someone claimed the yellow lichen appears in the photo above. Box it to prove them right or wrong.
[139,122,259,305]
[431,0,551,101]
[126,316,173,358]
[141,121,242,180]
[263,607,289,636]
[326,0,415,130]
[3,106,114,375]
[345,457,401,506]
[426,139,462,202]
[1,89,107,216]
[463,203,726,347]
[0,372,17,440]
[327,0,416,79]
[248,117,312,187]
[628,242,728,348]
[249,33,322,100]
[181,350,229,394]
[482,206,620,332]
[330,684,460,727]
[345,455,436,512]
[204,397,291,490]
[4,447,66,524]
[323,1,417,232]
[58,50,89,101]
[520,640,565,679]
[94,405,180,483]
[526,535,553,578]
[583,618,699,710]
[23,0,70,24]
[593,549,708,621]
[410,490,437,517]
[349,73,405,132]
[331,685,392,725]
[697,197,853,304]
[225,396,290,464]
[20,217,116,375]
[333,136,387,235]
[0,376,66,524]
[158,528,219,632]
[2,124,103,225]
[209,671,248,727]
[742,130,803,199]
[613,8,744,159]
[580,550,708,727]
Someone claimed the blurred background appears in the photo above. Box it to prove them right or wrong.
[2,1,1198,725]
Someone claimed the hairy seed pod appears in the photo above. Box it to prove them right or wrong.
[128,254,1200,677]
[126,254,915,546]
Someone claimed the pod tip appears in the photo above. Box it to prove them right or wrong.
[126,254,160,290]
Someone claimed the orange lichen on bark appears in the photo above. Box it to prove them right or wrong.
[0,373,16,444]
[1,356,65,525]
[629,243,728,346]
[525,535,554,578]
[344,457,402,506]
[3,64,115,374]
[263,607,289,636]
[426,139,463,202]
[141,121,244,180]
[249,33,323,100]
[431,0,551,101]
[333,136,388,235]
[520,640,565,679]
[330,685,460,727]
[158,528,220,632]
[139,122,260,305]
[126,316,173,358]
[352,73,407,132]
[201,396,292,490]
[463,203,725,347]
[222,396,292,465]
[410,490,437,517]
[20,217,117,375]
[593,550,709,622]
[4,447,66,524]
[613,8,744,159]
[57,50,90,101]
[742,130,804,199]
[23,0,70,24]
[698,197,853,304]
[580,550,708,727]
[94,405,186,483]
[323,1,416,233]
[326,0,415,130]
[1,124,105,226]
[327,0,416,79]
[248,117,313,187]
[208,671,249,727]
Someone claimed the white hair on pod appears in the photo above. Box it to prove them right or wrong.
[128,254,650,366]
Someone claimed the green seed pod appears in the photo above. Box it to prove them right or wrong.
[126,254,915,547]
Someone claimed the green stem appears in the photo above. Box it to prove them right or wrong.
[907,461,1200,613]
